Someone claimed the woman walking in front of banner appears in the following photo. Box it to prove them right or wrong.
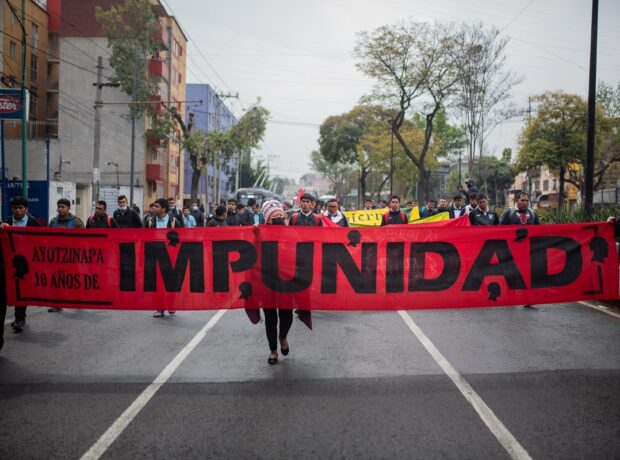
[261,200,294,365]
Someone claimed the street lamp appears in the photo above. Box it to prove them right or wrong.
[106,161,120,189]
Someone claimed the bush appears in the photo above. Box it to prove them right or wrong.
[537,205,619,224]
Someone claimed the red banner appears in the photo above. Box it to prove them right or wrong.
[1,223,617,310]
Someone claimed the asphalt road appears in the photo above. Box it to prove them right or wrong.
[1,302,619,459]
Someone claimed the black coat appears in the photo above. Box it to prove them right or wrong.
[113,208,144,228]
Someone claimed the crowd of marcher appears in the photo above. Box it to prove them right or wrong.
[1,179,617,363]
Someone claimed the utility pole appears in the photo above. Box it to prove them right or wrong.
[129,52,138,209]
[92,57,119,209]
[212,92,238,208]
[20,0,27,197]
[92,57,103,209]
[585,0,598,215]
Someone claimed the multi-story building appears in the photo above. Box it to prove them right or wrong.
[1,0,50,140]
[144,4,187,206]
[1,0,187,221]
[183,83,237,210]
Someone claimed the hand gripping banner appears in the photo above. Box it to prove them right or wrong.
[0,223,617,310]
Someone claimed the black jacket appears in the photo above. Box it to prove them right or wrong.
[3,214,41,227]
[469,208,499,226]
[113,208,144,228]
[86,214,120,228]
[206,218,228,227]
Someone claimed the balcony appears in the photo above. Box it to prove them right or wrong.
[151,24,170,51]
[148,95,165,113]
[146,163,164,182]
[146,129,162,147]
[148,59,169,82]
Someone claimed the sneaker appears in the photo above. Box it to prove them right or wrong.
[48,307,63,313]
[168,310,176,315]
[11,319,25,332]
[153,310,165,318]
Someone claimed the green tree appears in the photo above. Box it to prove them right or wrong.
[516,91,617,208]
[181,105,269,204]
[318,105,393,204]
[310,150,355,201]
[96,0,163,117]
[355,21,465,198]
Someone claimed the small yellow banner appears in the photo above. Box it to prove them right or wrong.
[345,207,423,227]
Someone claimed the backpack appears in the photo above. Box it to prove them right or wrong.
[87,215,112,227]
[383,211,407,225]
[290,212,322,226]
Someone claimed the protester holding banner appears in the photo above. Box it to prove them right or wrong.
[1,197,41,332]
[499,192,540,225]
[49,198,84,229]
[145,198,181,318]
[420,199,436,218]
[381,196,407,226]
[436,198,449,215]
[448,194,466,219]
[323,198,349,227]
[260,200,295,365]
[469,194,499,226]
[500,192,540,308]
[47,198,84,313]
[290,193,323,226]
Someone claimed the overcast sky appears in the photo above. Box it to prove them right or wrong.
[162,0,620,181]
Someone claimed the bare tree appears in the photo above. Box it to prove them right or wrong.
[455,23,522,170]
[355,21,464,198]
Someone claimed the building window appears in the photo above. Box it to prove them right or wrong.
[31,23,39,48]
[534,180,540,191]
[10,10,17,25]
[543,180,549,191]
[30,55,38,82]
[9,41,17,59]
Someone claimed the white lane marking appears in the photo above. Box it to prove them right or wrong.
[398,310,532,460]
[578,301,620,319]
[80,309,227,460]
